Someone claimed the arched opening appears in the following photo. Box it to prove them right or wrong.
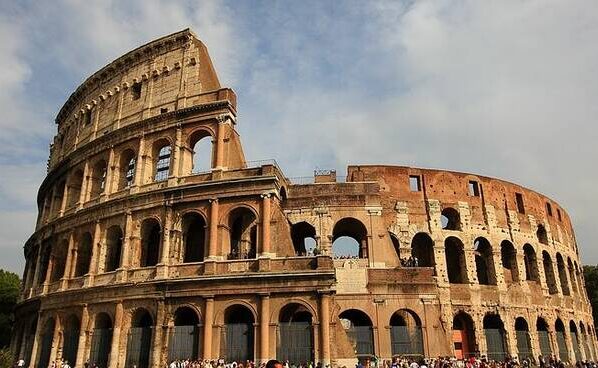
[23,318,37,367]
[556,253,570,295]
[228,208,257,260]
[441,207,461,230]
[339,309,374,359]
[332,218,368,259]
[445,237,467,284]
[537,225,548,245]
[411,232,435,268]
[523,244,539,281]
[89,313,113,368]
[62,315,80,366]
[543,251,558,295]
[67,169,84,208]
[568,258,578,294]
[474,237,496,285]
[126,309,154,368]
[536,318,552,357]
[154,142,172,182]
[570,321,582,362]
[50,240,68,282]
[452,312,475,360]
[277,303,314,364]
[280,187,287,201]
[291,222,317,256]
[182,213,207,263]
[390,233,401,262]
[483,314,507,362]
[515,317,532,361]
[37,318,55,368]
[38,242,52,285]
[580,323,590,361]
[52,181,66,217]
[140,219,161,267]
[90,159,108,198]
[500,240,519,283]
[118,149,137,190]
[390,310,423,358]
[169,307,201,361]
[105,226,123,272]
[190,131,213,173]
[75,232,93,277]
[223,305,255,362]
[555,319,568,362]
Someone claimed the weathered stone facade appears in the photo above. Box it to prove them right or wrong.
[11,29,597,368]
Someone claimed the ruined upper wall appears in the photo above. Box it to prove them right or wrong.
[48,29,235,170]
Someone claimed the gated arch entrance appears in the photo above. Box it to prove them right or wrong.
[515,317,532,360]
[222,305,255,362]
[126,309,154,368]
[339,309,374,360]
[169,307,201,361]
[37,318,55,368]
[484,314,507,362]
[89,313,113,368]
[390,309,423,358]
[537,318,552,358]
[62,315,80,366]
[452,312,475,359]
[277,303,314,364]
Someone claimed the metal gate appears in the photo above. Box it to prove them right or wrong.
[222,323,254,362]
[556,331,568,362]
[62,329,80,365]
[515,331,532,360]
[277,322,314,364]
[126,327,153,368]
[38,330,53,368]
[484,328,507,362]
[169,325,200,361]
[390,326,423,357]
[571,333,582,362]
[89,328,112,367]
[538,330,552,357]
[346,326,374,357]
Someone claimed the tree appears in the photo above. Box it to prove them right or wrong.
[0,269,20,349]
[583,265,598,329]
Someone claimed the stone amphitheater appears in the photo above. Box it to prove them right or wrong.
[10,29,596,368]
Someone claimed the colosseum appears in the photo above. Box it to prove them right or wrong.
[10,29,597,368]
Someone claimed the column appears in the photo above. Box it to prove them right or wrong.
[108,302,124,368]
[30,246,43,297]
[319,293,331,366]
[260,194,272,257]
[42,250,54,295]
[158,206,173,278]
[61,233,76,290]
[78,161,90,208]
[215,116,227,169]
[118,212,132,282]
[203,297,214,359]
[49,314,62,365]
[132,137,146,187]
[28,312,44,368]
[104,147,116,196]
[171,126,182,179]
[59,181,69,216]
[75,305,89,367]
[207,199,219,260]
[259,294,271,363]
[85,221,102,286]
[151,300,166,367]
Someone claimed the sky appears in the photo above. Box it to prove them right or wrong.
[0,0,597,275]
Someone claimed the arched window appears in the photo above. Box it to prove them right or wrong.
[411,233,435,268]
[291,222,317,256]
[555,319,568,362]
[452,312,475,360]
[474,237,496,285]
[580,323,591,361]
[278,303,314,364]
[154,143,172,182]
[390,233,401,261]
[67,170,84,208]
[140,219,161,267]
[536,318,552,357]
[75,232,93,277]
[169,307,201,361]
[556,253,570,295]
[118,149,136,190]
[542,251,558,294]
[332,218,368,258]
[501,240,519,283]
[62,315,80,366]
[568,258,578,294]
[52,181,66,217]
[523,244,539,281]
[390,310,423,358]
[223,305,255,362]
[515,317,532,361]
[105,226,123,272]
[228,208,257,260]
[89,313,113,368]
[38,242,51,285]
[571,321,582,362]
[182,213,206,263]
[90,160,108,197]
[50,240,68,282]
[189,131,213,173]
[339,309,374,359]
[445,237,467,284]
[126,309,153,368]
[537,225,548,245]
[483,314,507,362]
[441,208,460,230]
[37,318,55,368]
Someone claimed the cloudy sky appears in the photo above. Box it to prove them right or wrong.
[0,0,597,274]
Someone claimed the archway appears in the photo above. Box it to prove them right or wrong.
[445,237,467,284]
[75,232,93,277]
[23,318,37,366]
[67,170,84,208]
[441,208,460,230]
[483,314,507,362]
[169,307,201,361]
[390,309,423,358]
[339,309,374,359]
[62,315,80,366]
[182,213,207,263]
[223,305,255,362]
[89,313,113,368]
[118,149,137,189]
[523,244,539,281]
[580,323,590,362]
[190,132,213,173]
[90,159,108,198]
[570,321,582,362]
[411,233,435,268]
[474,237,496,285]
[37,318,55,368]
[515,317,532,361]
[290,222,316,256]
[452,312,475,359]
[332,218,368,258]
[555,319,568,362]
[50,240,68,282]
[390,233,401,261]
[501,240,519,283]
[140,219,161,267]
[154,142,172,181]
[105,226,123,272]
[543,252,558,295]
[126,309,153,368]
[277,303,314,364]
[568,259,578,294]
[228,208,257,260]
[536,318,552,358]
[556,254,570,295]
[537,225,548,245]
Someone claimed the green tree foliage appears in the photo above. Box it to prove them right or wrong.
[0,269,20,349]
[583,265,598,328]
[0,347,13,368]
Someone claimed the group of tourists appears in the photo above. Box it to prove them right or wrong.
[400,256,420,268]
[376,354,598,368]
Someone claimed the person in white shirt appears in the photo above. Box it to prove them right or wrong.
[17,359,25,367]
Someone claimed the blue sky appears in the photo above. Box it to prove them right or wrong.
[1,0,598,274]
